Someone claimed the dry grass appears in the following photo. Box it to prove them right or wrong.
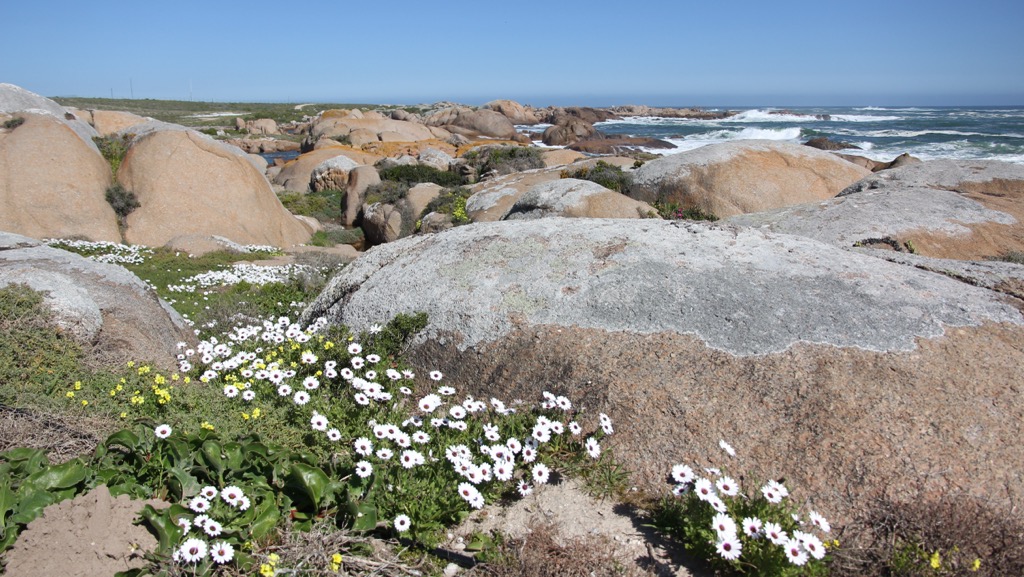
[832,493,1024,577]
[0,404,111,463]
[467,522,655,577]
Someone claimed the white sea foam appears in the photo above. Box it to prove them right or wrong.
[716,109,899,123]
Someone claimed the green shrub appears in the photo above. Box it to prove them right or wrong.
[277,189,343,223]
[3,116,25,130]
[653,201,718,221]
[990,250,1024,265]
[105,184,141,223]
[364,180,410,205]
[378,164,464,187]
[93,134,134,176]
[463,146,544,177]
[423,186,474,225]
[308,227,363,247]
[561,161,633,193]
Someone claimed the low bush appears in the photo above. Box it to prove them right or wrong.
[277,189,344,223]
[378,164,464,187]
[93,133,134,176]
[3,116,25,130]
[653,200,718,221]
[105,184,141,224]
[364,180,410,206]
[561,161,633,193]
[308,227,363,247]
[463,146,544,177]
[422,186,474,225]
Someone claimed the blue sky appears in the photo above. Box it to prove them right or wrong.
[3,0,1022,107]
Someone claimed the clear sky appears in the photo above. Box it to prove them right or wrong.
[3,0,1022,107]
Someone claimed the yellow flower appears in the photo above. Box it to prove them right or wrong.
[73,381,82,390]
[154,374,166,385]
[116,384,123,391]
[268,553,279,564]
[110,390,117,397]
[127,361,135,368]
[138,365,151,375]
[252,408,262,419]
[201,422,215,431]
[242,413,250,420]
[324,341,334,350]
[930,550,941,569]
[259,564,275,577]
[972,558,981,571]
[171,373,179,381]
[330,552,342,571]
[81,400,88,406]
[183,376,191,384]
[120,411,128,418]
[66,391,75,398]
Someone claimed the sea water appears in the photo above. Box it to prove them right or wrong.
[573,106,1024,164]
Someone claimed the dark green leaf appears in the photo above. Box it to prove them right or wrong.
[25,460,89,491]
[138,504,182,553]
[287,463,330,510]
[105,430,140,451]
[248,499,280,539]
[347,501,378,532]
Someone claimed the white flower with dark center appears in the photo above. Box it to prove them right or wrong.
[193,514,210,528]
[809,511,831,533]
[672,484,690,496]
[327,428,342,442]
[418,394,442,413]
[802,534,826,560]
[303,376,319,390]
[401,450,424,469]
[340,368,354,380]
[694,478,715,501]
[556,396,572,410]
[189,496,211,513]
[310,413,328,431]
[348,343,362,355]
[532,463,551,485]
[155,424,173,439]
[376,448,393,460]
[402,370,415,379]
[568,422,582,435]
[494,461,514,481]
[354,437,373,456]
[350,357,365,369]
[366,354,381,364]
[712,513,737,538]
[387,369,402,381]
[277,384,292,396]
[176,516,192,530]
[293,391,310,405]
[449,405,466,419]
[178,538,207,563]
[355,461,373,478]
[438,386,456,396]
[549,422,564,435]
[223,385,239,398]
[301,351,317,364]
[531,425,551,444]
[599,413,614,434]
[483,424,500,441]
[204,519,223,537]
[412,431,430,444]
[708,496,728,513]
[458,482,481,503]
[399,386,412,395]
[506,438,522,454]
[394,432,412,448]
[517,481,532,497]
[784,539,809,565]
[364,370,377,381]
[210,541,234,564]
[716,476,739,497]
[521,445,537,463]
[393,514,411,532]
[449,420,467,431]
[671,464,695,484]
[221,486,244,506]
[716,535,742,561]
[764,522,787,545]
[742,517,763,538]
[585,437,601,459]
[430,370,443,381]
[201,485,219,499]
[354,393,370,406]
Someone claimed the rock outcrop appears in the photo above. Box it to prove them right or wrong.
[303,218,1024,529]
[630,140,871,218]
[504,179,656,220]
[483,100,540,125]
[424,107,517,140]
[728,159,1024,261]
[117,125,312,247]
[0,232,192,369]
[0,113,121,242]
[542,118,601,146]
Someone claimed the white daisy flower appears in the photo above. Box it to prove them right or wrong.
[585,437,601,459]
[802,534,826,560]
[327,428,342,442]
[277,384,292,396]
[348,343,362,355]
[506,438,522,454]
[599,413,614,434]
[154,424,173,439]
[412,431,430,444]
[364,370,377,381]
[178,538,207,563]
[200,486,219,499]
[301,351,318,364]
[355,461,373,478]
[809,511,831,533]
[193,514,210,529]
[518,481,532,497]
[742,517,763,538]
[449,406,466,419]
[418,394,442,412]
[402,370,415,379]
[694,478,715,501]
[221,486,244,506]
[354,393,370,406]
[712,513,737,538]
[784,539,809,566]
[189,496,211,513]
[310,413,328,431]
[716,476,739,497]
[223,385,239,398]
[393,514,411,532]
[556,396,572,411]
[708,496,728,513]
[568,422,582,435]
[532,463,551,485]
[293,391,311,405]
[438,386,456,396]
[716,535,742,561]
[354,437,373,456]
[350,357,365,369]
[203,519,223,537]
[303,376,319,390]
[429,370,443,381]
[366,354,381,364]
[209,541,234,564]
[340,368,355,380]
[494,462,514,481]
[521,445,537,463]
[369,324,383,334]
[764,522,788,545]
[671,464,695,484]
[399,386,412,395]
[387,369,402,381]
[376,448,393,460]
[400,450,424,469]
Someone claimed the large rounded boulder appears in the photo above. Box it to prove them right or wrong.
[631,140,871,218]
[0,232,192,369]
[504,179,656,220]
[0,113,120,242]
[117,124,312,247]
[304,218,1024,530]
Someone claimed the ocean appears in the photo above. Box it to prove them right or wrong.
[533,106,1024,164]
